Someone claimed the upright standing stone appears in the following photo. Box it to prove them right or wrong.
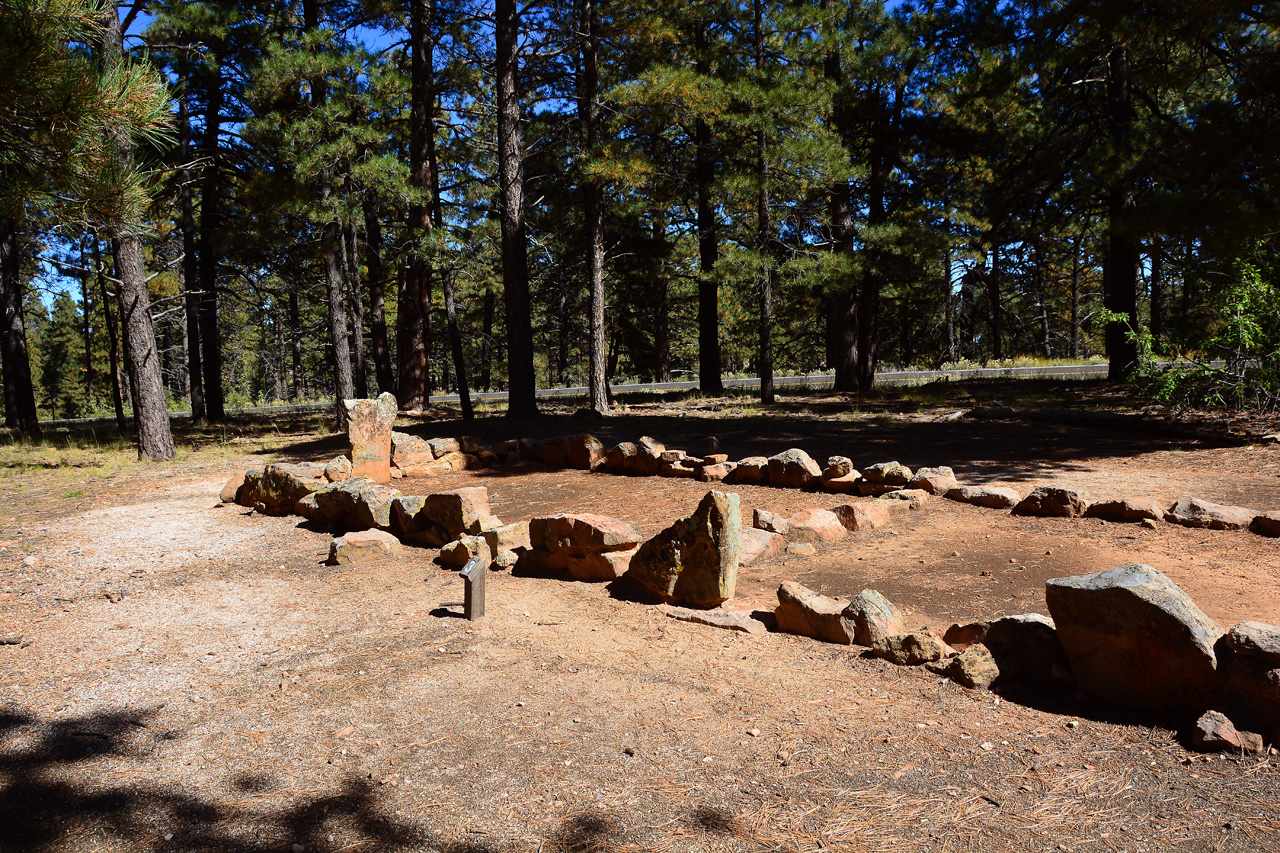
[344,392,398,484]
[626,491,742,608]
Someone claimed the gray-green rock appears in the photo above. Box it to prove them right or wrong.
[1046,564,1224,711]
[626,490,741,608]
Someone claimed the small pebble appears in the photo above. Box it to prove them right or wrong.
[1066,720,1079,729]
[981,742,994,751]
[747,728,760,737]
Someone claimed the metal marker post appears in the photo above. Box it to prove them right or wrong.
[460,556,486,621]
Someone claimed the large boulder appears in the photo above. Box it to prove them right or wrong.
[786,508,847,543]
[1013,486,1090,518]
[821,472,863,494]
[1084,497,1164,524]
[253,463,328,515]
[343,392,398,483]
[328,529,402,565]
[1224,621,1280,664]
[768,449,822,489]
[392,487,491,542]
[945,485,1021,509]
[753,509,790,535]
[1165,498,1255,531]
[524,513,642,581]
[845,589,906,647]
[1045,564,1224,711]
[390,432,435,469]
[312,479,401,531]
[427,437,462,457]
[983,614,1068,684]
[625,491,742,608]
[699,462,737,483]
[236,469,264,507]
[908,466,957,495]
[774,581,853,644]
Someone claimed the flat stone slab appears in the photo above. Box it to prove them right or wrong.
[657,604,765,635]
[1226,621,1280,665]
[1165,498,1255,530]
[774,581,852,644]
[945,485,1021,509]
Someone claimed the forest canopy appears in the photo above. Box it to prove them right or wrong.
[4,0,1279,446]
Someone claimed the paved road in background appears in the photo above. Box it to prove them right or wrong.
[41,363,1114,428]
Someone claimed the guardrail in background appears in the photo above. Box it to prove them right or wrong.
[37,361,1158,429]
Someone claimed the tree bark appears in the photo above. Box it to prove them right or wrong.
[480,285,495,389]
[694,21,722,395]
[0,215,40,438]
[197,60,224,420]
[580,0,608,413]
[362,196,394,393]
[443,268,472,420]
[178,97,206,424]
[343,218,368,399]
[289,288,302,400]
[753,0,773,404]
[1149,238,1163,343]
[101,6,173,460]
[496,0,538,417]
[823,0,857,391]
[1103,43,1139,379]
[401,0,437,410]
[986,245,1003,361]
[93,232,126,430]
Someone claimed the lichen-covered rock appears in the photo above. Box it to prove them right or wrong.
[236,469,264,507]
[390,432,435,469]
[312,479,401,531]
[343,392,398,483]
[1046,564,1224,710]
[254,463,328,515]
[328,529,401,565]
[634,436,665,476]
[926,644,1000,690]
[831,502,891,532]
[1225,621,1280,665]
[482,521,531,557]
[873,632,948,666]
[1013,486,1091,518]
[945,485,1021,509]
[863,461,913,486]
[774,581,853,644]
[1084,497,1164,523]
[845,589,905,647]
[823,456,855,480]
[324,455,353,482]
[785,508,847,542]
[1165,498,1255,531]
[427,437,461,457]
[626,491,741,608]
[767,449,822,489]
[908,466,957,495]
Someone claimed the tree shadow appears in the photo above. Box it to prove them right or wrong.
[0,705,429,853]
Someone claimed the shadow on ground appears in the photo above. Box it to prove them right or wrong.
[0,705,425,853]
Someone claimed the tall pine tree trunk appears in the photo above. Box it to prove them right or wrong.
[197,62,224,421]
[497,0,538,417]
[443,269,472,420]
[753,0,773,404]
[0,215,40,438]
[401,0,437,410]
[823,0,857,391]
[92,233,126,430]
[343,218,368,398]
[1149,239,1163,344]
[1103,43,1139,379]
[362,197,394,393]
[580,0,607,413]
[101,7,173,461]
[694,22,722,395]
[179,97,205,424]
[480,285,495,389]
[986,245,1003,361]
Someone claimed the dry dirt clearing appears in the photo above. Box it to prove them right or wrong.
[3,403,1280,853]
